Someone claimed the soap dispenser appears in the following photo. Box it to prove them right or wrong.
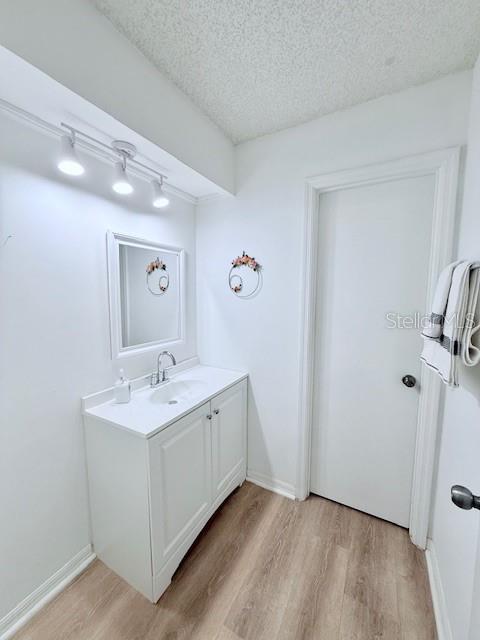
[114,368,131,404]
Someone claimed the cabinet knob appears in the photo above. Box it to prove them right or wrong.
[214,409,220,415]
[206,414,212,420]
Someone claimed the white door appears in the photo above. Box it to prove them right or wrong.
[211,381,247,502]
[310,173,435,527]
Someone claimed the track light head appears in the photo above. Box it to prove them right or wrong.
[152,178,169,208]
[57,135,85,176]
[112,159,133,195]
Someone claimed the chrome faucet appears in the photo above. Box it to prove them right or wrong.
[150,351,176,387]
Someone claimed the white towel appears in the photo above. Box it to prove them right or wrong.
[421,261,480,386]
[461,266,480,366]
[422,260,462,338]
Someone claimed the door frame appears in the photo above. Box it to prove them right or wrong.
[296,147,461,549]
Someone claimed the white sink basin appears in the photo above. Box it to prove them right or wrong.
[149,379,208,405]
[82,365,248,438]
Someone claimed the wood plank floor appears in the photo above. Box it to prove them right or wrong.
[14,482,437,640]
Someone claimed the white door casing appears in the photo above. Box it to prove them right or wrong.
[297,148,460,547]
[469,529,480,640]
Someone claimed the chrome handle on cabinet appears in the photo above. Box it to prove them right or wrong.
[214,409,220,415]
[206,414,212,420]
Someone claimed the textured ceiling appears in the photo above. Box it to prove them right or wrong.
[92,0,480,143]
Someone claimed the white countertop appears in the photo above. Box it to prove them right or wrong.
[82,364,248,439]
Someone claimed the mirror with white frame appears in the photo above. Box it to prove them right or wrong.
[107,231,185,359]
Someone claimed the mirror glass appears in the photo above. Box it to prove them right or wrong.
[108,233,184,357]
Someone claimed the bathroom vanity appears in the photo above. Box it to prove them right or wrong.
[82,365,247,602]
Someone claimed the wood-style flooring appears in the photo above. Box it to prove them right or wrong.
[14,482,436,639]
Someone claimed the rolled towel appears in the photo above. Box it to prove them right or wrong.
[421,261,480,386]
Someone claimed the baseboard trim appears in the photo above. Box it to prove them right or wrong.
[0,545,96,640]
[247,470,296,500]
[425,540,453,640]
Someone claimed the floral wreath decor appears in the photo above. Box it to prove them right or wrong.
[146,257,169,295]
[229,251,262,296]
[231,252,260,271]
[146,257,166,274]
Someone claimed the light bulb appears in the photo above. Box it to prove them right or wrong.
[112,160,133,195]
[57,135,85,176]
[152,179,169,208]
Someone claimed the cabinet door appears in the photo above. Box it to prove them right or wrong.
[211,381,247,500]
[149,403,212,571]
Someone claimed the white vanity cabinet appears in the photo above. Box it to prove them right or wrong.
[83,373,247,603]
[149,403,213,590]
[211,382,247,503]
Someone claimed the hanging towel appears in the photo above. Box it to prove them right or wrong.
[422,260,462,339]
[461,266,480,367]
[421,261,480,386]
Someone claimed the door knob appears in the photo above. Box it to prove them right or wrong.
[402,374,416,388]
[451,485,480,511]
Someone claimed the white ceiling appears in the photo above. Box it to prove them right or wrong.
[92,0,480,144]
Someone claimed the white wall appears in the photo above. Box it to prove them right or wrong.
[196,71,472,496]
[0,113,197,620]
[0,0,235,194]
[430,57,480,640]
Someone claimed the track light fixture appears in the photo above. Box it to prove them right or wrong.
[152,177,170,208]
[56,126,170,208]
[112,157,134,195]
[57,134,85,176]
